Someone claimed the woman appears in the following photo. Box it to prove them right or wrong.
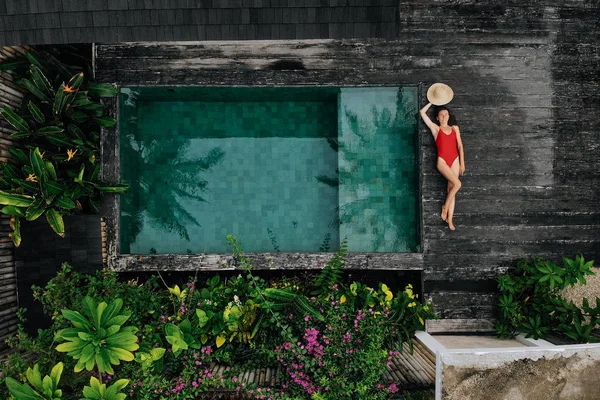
[419,103,465,230]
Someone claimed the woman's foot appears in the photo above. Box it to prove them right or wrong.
[441,205,449,221]
[447,218,456,231]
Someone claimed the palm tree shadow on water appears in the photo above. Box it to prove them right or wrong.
[120,90,225,253]
[319,88,417,252]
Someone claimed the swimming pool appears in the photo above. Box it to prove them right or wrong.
[119,87,419,254]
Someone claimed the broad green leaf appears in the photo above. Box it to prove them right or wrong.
[61,310,91,329]
[25,198,46,221]
[1,105,29,132]
[1,206,26,217]
[17,78,51,102]
[69,111,88,123]
[94,184,129,193]
[75,165,85,185]
[55,196,76,210]
[38,126,64,134]
[30,148,45,183]
[49,362,63,390]
[0,58,28,71]
[5,377,44,400]
[10,216,21,247]
[94,116,117,127]
[26,364,43,391]
[45,161,57,181]
[216,335,226,348]
[25,51,48,76]
[27,101,45,124]
[0,190,35,207]
[9,130,30,139]
[30,65,54,99]
[86,82,118,97]
[66,72,84,91]
[46,209,65,237]
[150,347,165,360]
[46,181,66,195]
[9,148,29,164]
[46,134,73,148]
[53,83,66,115]
[71,91,92,107]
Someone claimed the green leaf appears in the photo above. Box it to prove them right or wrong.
[94,117,117,127]
[5,377,44,400]
[25,198,46,221]
[94,184,129,193]
[30,148,45,182]
[46,134,73,148]
[45,161,57,181]
[25,52,48,76]
[27,101,45,124]
[71,91,93,107]
[9,148,29,164]
[26,364,43,391]
[38,126,64,134]
[54,196,76,210]
[45,209,65,237]
[86,82,118,97]
[30,65,54,99]
[0,58,28,71]
[1,105,29,132]
[0,190,35,207]
[46,181,66,196]
[9,131,31,140]
[75,165,85,185]
[49,362,63,390]
[1,205,26,217]
[69,111,88,123]
[10,215,21,247]
[53,83,67,116]
[17,79,52,102]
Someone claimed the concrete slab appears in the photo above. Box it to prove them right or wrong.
[432,335,527,349]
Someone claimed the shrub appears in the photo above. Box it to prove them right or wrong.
[495,255,600,343]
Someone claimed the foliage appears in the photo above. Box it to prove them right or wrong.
[3,239,435,400]
[80,377,129,400]
[54,296,139,375]
[5,362,64,400]
[0,48,128,246]
[495,255,599,343]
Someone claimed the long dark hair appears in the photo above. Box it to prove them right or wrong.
[435,106,458,126]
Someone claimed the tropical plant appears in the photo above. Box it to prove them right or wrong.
[495,255,600,342]
[0,48,128,246]
[5,362,64,400]
[80,376,129,400]
[54,296,139,375]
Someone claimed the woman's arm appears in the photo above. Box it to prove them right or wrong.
[454,125,466,175]
[419,102,439,137]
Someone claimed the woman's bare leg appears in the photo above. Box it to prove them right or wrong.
[437,157,461,222]
[446,158,460,230]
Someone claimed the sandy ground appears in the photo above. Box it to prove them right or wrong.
[562,267,600,306]
[561,267,600,327]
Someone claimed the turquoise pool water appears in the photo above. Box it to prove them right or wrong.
[119,87,419,254]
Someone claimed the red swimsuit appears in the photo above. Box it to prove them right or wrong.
[436,128,459,168]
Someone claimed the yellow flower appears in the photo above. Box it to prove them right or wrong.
[67,149,77,161]
[26,174,37,182]
[405,287,414,299]
[340,295,346,304]
[373,311,381,319]
[408,302,416,308]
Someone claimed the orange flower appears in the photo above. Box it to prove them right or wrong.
[26,174,37,183]
[67,149,77,161]
[63,85,77,93]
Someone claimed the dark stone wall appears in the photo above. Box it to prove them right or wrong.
[94,1,600,324]
[15,215,103,335]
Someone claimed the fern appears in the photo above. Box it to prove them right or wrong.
[312,239,348,296]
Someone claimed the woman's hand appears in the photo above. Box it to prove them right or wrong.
[460,164,466,175]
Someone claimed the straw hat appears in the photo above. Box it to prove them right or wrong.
[427,83,454,106]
